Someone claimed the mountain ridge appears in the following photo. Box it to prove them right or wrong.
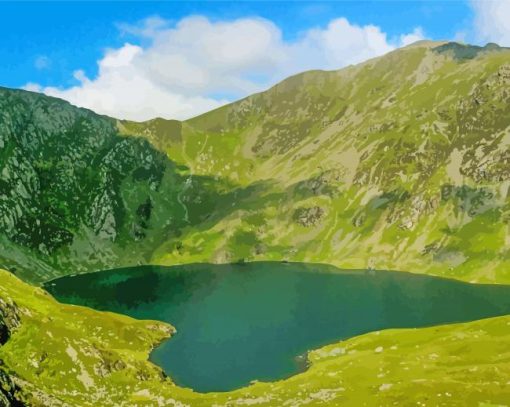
[2,40,510,284]
[123,40,510,284]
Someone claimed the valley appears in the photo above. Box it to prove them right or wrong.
[1,42,510,286]
[1,40,510,405]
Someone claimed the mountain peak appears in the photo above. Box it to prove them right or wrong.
[432,41,510,60]
[401,39,449,49]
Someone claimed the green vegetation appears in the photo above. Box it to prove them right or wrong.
[122,41,510,285]
[2,40,510,405]
[3,41,510,285]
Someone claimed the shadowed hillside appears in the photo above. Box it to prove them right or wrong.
[0,88,249,282]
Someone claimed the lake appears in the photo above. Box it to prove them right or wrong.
[44,262,510,392]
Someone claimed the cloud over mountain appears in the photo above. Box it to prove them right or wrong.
[471,0,510,46]
[25,16,423,121]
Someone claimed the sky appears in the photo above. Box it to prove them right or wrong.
[0,1,509,121]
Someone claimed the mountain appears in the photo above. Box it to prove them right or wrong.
[2,40,510,285]
[123,41,510,284]
[0,89,239,283]
[2,39,510,405]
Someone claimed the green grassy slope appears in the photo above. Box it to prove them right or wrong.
[121,41,510,284]
[0,88,245,284]
[2,41,510,285]
[1,268,510,406]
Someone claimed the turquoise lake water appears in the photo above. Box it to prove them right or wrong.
[45,262,510,392]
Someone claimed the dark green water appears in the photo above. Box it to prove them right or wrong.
[45,262,510,392]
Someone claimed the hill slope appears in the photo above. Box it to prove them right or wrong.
[0,88,243,283]
[125,41,510,284]
[2,41,510,284]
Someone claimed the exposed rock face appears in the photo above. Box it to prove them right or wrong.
[0,87,167,274]
[0,87,224,283]
[0,317,9,346]
[0,87,168,251]
[0,369,26,407]
[0,300,25,406]
[0,298,20,346]
[294,206,325,227]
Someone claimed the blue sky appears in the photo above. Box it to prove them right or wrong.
[0,1,506,120]
[0,1,472,88]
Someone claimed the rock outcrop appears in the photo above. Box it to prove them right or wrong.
[0,299,25,406]
[0,369,26,407]
[0,298,20,346]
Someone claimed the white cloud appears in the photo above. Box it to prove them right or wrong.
[25,16,424,121]
[292,18,395,70]
[453,30,468,44]
[117,15,169,38]
[400,27,425,47]
[26,44,226,121]
[138,16,287,97]
[471,0,510,46]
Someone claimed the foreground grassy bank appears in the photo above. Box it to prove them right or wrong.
[1,268,509,406]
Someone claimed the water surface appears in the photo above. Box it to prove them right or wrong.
[45,262,510,392]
